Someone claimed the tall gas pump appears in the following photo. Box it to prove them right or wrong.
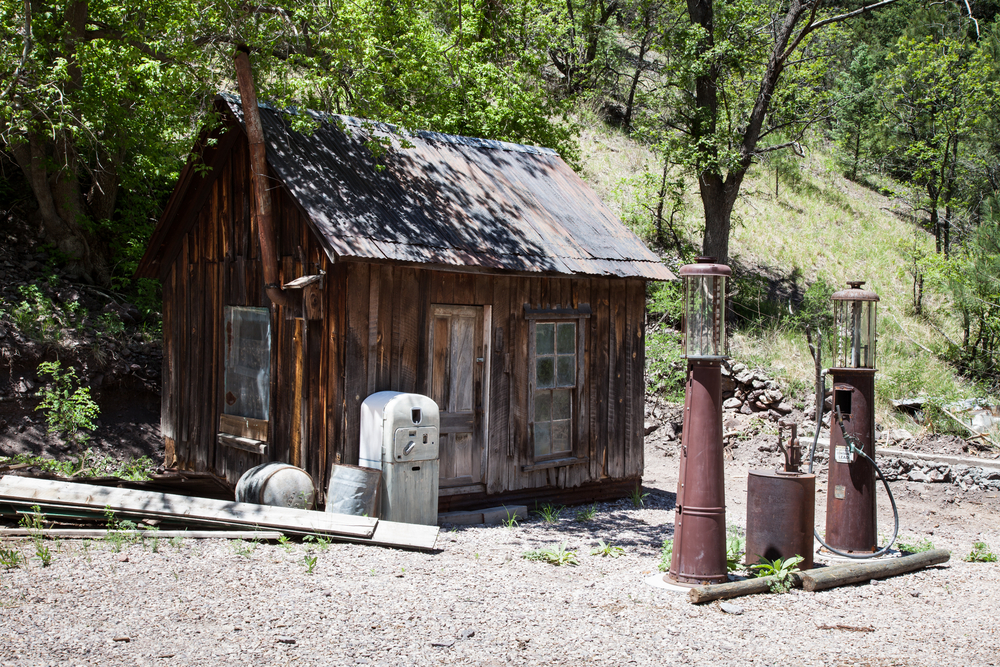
[666,257,731,585]
[813,281,898,557]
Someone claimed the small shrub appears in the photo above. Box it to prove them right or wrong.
[103,506,138,552]
[629,485,650,508]
[750,554,804,593]
[590,539,625,558]
[522,542,579,566]
[0,546,23,570]
[99,311,125,337]
[12,285,62,342]
[658,537,673,572]
[646,329,686,401]
[35,361,99,447]
[303,554,318,573]
[534,503,563,524]
[963,541,997,563]
[726,526,747,572]
[896,536,935,554]
[574,505,597,522]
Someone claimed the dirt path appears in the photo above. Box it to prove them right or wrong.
[3,427,1000,667]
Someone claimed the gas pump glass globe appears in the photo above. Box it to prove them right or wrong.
[680,257,731,359]
[832,281,879,369]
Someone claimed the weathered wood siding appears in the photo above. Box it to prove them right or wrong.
[161,137,647,504]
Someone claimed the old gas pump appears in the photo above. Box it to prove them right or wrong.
[666,257,731,585]
[824,281,878,553]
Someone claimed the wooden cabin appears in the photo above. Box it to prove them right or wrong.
[137,94,674,511]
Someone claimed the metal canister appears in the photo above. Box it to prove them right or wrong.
[235,462,316,509]
[745,469,815,570]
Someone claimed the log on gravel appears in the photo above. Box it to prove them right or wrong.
[800,548,951,591]
[689,549,951,603]
[688,573,804,604]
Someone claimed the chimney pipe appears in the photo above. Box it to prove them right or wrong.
[233,47,297,310]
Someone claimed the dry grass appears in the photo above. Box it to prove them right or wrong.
[576,123,986,427]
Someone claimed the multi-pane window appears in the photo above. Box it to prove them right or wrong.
[223,306,271,420]
[532,321,576,458]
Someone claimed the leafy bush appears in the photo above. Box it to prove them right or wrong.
[522,542,579,566]
[658,537,673,572]
[12,285,63,343]
[964,541,997,563]
[750,554,804,593]
[646,328,686,401]
[35,361,100,446]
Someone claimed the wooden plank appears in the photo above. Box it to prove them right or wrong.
[307,319,324,491]
[291,317,305,468]
[326,264,346,468]
[453,271,474,305]
[509,277,530,489]
[0,528,284,540]
[376,265,394,391]
[358,520,438,551]
[219,414,269,441]
[392,267,420,394]
[190,244,206,471]
[344,262,371,465]
[591,278,611,480]
[608,279,627,479]
[367,264,381,395]
[520,456,589,473]
[626,279,646,478]
[487,276,510,495]
[572,278,592,487]
[161,263,176,464]
[0,477,374,537]
[218,434,267,455]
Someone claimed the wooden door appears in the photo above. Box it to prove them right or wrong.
[428,305,486,489]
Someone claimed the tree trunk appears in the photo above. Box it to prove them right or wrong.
[10,132,109,285]
[700,172,743,265]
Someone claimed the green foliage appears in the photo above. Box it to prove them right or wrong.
[0,546,22,570]
[20,505,52,567]
[574,505,597,522]
[896,536,935,554]
[35,361,100,446]
[303,554,318,573]
[103,506,139,552]
[726,527,747,573]
[534,503,564,524]
[98,312,126,337]
[658,537,673,573]
[749,554,804,593]
[645,328,686,401]
[590,539,625,558]
[502,508,520,529]
[142,526,161,553]
[11,285,63,343]
[231,539,257,558]
[522,542,579,566]
[629,485,650,508]
[963,541,998,563]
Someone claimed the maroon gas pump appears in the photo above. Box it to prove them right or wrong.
[666,257,731,586]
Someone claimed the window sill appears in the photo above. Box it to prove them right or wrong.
[217,433,267,456]
[521,456,588,473]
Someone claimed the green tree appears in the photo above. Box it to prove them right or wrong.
[877,35,997,256]
[653,0,902,265]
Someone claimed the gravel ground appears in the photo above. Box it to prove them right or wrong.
[2,434,1000,667]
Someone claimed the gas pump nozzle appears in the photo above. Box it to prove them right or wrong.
[777,420,801,473]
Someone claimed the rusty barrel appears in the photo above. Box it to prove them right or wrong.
[745,469,815,570]
[236,462,316,510]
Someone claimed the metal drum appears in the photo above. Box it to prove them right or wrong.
[236,462,316,510]
[745,469,815,570]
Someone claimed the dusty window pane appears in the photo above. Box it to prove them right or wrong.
[556,356,575,386]
[536,357,555,388]
[536,323,555,355]
[556,322,575,354]
[534,391,552,422]
[552,420,571,453]
[224,306,271,420]
[552,389,571,420]
[534,422,552,457]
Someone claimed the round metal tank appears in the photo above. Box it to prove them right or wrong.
[236,462,316,510]
[745,469,815,570]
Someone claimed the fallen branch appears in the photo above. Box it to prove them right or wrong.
[940,408,1000,449]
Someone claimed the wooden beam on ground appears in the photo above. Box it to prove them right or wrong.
[688,549,951,603]
[800,549,951,592]
[0,528,284,540]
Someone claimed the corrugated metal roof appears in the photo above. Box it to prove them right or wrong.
[220,94,674,280]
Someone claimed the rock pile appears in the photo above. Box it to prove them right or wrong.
[879,457,1000,492]
[721,361,796,421]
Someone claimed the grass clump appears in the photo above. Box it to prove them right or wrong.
[629,485,650,508]
[534,503,563,524]
[574,505,597,522]
[590,539,625,558]
[20,505,52,567]
[963,541,997,563]
[896,536,935,554]
[0,546,23,570]
[522,542,579,566]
